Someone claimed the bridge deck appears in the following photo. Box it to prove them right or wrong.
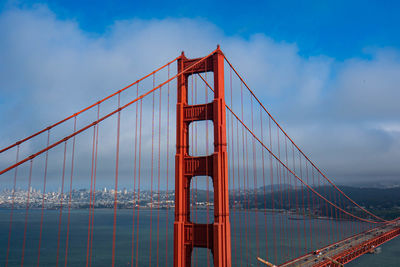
[280,220,400,267]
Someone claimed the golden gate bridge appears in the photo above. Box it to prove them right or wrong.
[0,47,399,266]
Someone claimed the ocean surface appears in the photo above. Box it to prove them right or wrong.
[0,209,398,266]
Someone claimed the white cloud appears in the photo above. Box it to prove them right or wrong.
[332,49,400,120]
[0,4,399,189]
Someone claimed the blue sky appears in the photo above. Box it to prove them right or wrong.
[1,0,400,189]
[2,0,400,59]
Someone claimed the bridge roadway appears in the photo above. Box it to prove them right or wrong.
[280,219,400,267]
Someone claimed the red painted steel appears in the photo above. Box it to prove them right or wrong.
[174,47,232,267]
[313,227,400,267]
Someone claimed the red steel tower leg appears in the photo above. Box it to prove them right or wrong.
[174,47,232,267]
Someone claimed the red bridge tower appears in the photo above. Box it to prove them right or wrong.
[174,47,232,267]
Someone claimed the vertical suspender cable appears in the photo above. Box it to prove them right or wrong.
[332,183,339,242]
[205,66,211,267]
[194,75,199,267]
[86,127,96,267]
[269,117,277,263]
[250,96,260,262]
[276,126,282,262]
[190,75,195,265]
[241,82,249,265]
[299,153,307,253]
[311,166,317,250]
[317,173,328,247]
[56,141,68,267]
[187,75,196,265]
[284,137,293,260]
[230,68,238,265]
[89,105,100,267]
[292,144,300,257]
[135,97,143,267]
[21,159,33,267]
[65,117,77,267]
[236,111,243,266]
[165,67,170,267]
[149,75,156,267]
[131,83,139,267]
[260,107,269,261]
[37,131,50,267]
[5,144,20,267]
[305,161,313,251]
[245,127,250,265]
[327,180,335,244]
[112,93,121,267]
[156,85,162,267]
